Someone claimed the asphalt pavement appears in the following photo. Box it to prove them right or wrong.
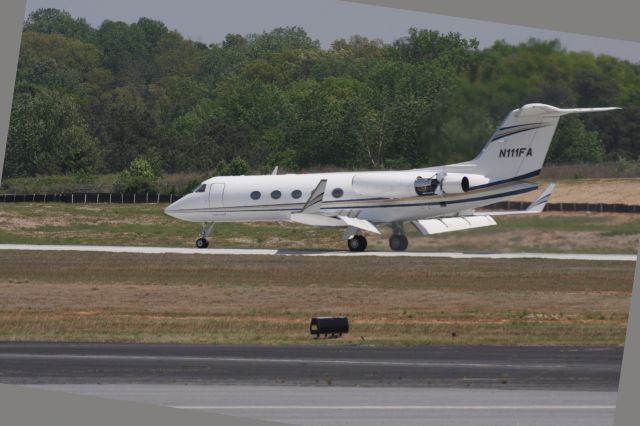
[0,342,622,390]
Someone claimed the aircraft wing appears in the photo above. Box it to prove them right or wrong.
[412,216,497,236]
[291,212,381,234]
[291,179,382,234]
[338,215,381,234]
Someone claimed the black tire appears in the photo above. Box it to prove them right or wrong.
[347,235,367,252]
[356,235,368,252]
[389,235,408,251]
[196,238,209,249]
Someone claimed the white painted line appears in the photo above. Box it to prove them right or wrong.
[172,405,616,411]
[0,244,635,262]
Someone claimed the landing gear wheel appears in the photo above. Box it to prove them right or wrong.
[347,235,368,252]
[196,238,209,249]
[389,235,408,251]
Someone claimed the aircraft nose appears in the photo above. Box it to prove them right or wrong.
[164,197,185,219]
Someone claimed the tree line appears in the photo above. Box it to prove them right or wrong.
[5,8,640,181]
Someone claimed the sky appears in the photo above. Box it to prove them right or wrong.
[25,0,640,62]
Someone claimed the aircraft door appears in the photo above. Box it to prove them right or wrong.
[209,183,226,215]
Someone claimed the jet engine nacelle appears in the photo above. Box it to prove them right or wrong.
[440,173,491,194]
[352,172,491,198]
[352,172,422,199]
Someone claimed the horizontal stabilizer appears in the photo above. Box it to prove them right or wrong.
[412,216,496,236]
[480,183,555,216]
[338,216,381,235]
[515,104,620,117]
[526,182,555,213]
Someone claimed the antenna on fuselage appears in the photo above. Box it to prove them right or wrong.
[271,166,279,175]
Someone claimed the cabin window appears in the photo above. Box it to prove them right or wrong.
[291,190,302,199]
[332,188,344,198]
[250,191,261,200]
[271,190,282,200]
[194,184,206,193]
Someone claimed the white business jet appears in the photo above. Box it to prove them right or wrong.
[165,103,618,251]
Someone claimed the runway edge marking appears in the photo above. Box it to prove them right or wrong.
[0,244,635,262]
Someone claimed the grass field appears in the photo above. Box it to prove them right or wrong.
[0,203,639,253]
[0,203,636,346]
[0,251,632,346]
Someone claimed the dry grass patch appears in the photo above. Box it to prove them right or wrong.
[0,251,632,345]
[510,178,640,204]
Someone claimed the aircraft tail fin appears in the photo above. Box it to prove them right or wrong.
[471,104,619,180]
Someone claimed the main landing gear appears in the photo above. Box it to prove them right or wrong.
[196,222,214,249]
[389,234,409,251]
[347,235,368,252]
[345,222,410,252]
[389,222,409,251]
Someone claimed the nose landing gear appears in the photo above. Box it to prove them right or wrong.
[196,222,214,249]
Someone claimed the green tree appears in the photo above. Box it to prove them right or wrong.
[247,27,320,56]
[94,86,157,172]
[17,32,111,101]
[24,8,96,43]
[213,156,251,176]
[392,28,479,72]
[331,35,386,59]
[113,157,159,193]
[97,20,150,81]
[548,116,606,164]
[6,90,98,177]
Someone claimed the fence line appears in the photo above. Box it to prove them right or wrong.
[0,193,182,204]
[484,200,640,214]
[0,193,639,213]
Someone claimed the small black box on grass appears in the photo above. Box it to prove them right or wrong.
[310,316,349,338]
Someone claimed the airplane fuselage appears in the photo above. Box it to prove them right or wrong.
[165,169,538,225]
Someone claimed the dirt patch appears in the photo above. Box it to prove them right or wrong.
[511,179,640,204]
[0,211,72,230]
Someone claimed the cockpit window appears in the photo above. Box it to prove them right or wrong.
[194,184,206,193]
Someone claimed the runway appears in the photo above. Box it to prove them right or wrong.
[0,243,635,261]
[2,343,621,426]
[0,343,621,390]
